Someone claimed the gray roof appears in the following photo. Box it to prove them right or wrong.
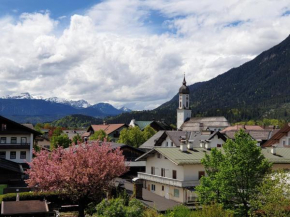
[63,130,86,140]
[224,129,280,141]
[137,147,290,165]
[181,116,230,131]
[139,131,165,149]
[139,130,226,149]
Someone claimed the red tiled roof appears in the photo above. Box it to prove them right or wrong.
[221,125,264,132]
[90,124,126,135]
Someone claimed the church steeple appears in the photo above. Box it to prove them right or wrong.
[177,74,191,130]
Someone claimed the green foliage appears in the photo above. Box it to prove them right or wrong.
[196,130,272,216]
[234,118,286,128]
[95,198,144,217]
[72,134,82,145]
[90,130,109,141]
[250,170,290,217]
[164,204,233,217]
[53,126,63,136]
[34,123,44,133]
[118,126,156,148]
[0,192,69,204]
[51,134,71,150]
[52,114,103,128]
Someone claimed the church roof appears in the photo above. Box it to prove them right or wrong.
[179,76,190,94]
[181,116,230,131]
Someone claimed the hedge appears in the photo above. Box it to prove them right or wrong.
[0,191,72,204]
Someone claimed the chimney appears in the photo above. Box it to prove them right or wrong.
[200,141,205,148]
[205,141,211,150]
[187,141,193,150]
[103,120,106,125]
[271,145,277,155]
[180,139,187,152]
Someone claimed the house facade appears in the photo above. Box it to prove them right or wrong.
[136,144,290,204]
[87,123,128,142]
[262,123,290,147]
[0,116,40,164]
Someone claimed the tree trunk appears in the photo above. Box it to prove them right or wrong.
[78,201,85,217]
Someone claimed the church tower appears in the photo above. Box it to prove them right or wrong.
[177,75,191,129]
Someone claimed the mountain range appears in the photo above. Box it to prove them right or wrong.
[0,93,131,123]
[104,34,290,125]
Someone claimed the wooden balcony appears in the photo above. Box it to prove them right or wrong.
[0,143,30,149]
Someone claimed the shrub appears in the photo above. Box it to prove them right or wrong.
[0,192,71,204]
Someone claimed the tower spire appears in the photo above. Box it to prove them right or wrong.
[183,73,186,85]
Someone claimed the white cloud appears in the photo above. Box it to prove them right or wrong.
[0,0,290,110]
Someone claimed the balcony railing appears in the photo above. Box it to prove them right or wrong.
[137,172,200,187]
[0,143,30,145]
[0,143,30,149]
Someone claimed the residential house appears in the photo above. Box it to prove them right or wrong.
[139,130,227,151]
[86,123,128,142]
[262,123,290,147]
[222,125,279,146]
[129,119,172,131]
[0,115,41,190]
[136,145,290,204]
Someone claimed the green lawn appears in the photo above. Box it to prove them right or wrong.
[0,185,7,195]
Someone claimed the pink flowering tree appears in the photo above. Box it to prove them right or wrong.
[26,142,128,217]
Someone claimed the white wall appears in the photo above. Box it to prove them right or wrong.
[209,135,225,148]
[0,133,33,163]
[161,137,176,147]
[177,109,191,129]
[146,153,185,180]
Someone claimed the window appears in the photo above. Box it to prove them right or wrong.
[166,142,168,147]
[162,186,164,191]
[174,189,179,197]
[21,137,27,144]
[288,138,290,146]
[172,170,177,179]
[217,144,222,147]
[171,142,173,146]
[161,168,165,177]
[157,153,161,158]
[11,137,17,144]
[1,137,6,144]
[283,140,286,146]
[199,171,205,180]
[10,151,16,159]
[0,151,6,159]
[151,167,155,175]
[179,102,181,108]
[186,102,189,108]
[151,184,156,191]
[20,151,26,159]
[1,124,6,131]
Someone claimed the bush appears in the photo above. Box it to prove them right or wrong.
[96,198,126,217]
[0,192,71,204]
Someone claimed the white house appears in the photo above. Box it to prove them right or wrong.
[0,116,40,164]
[136,143,290,204]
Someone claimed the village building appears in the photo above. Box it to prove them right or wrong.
[139,130,227,151]
[222,125,279,146]
[262,123,290,148]
[0,115,41,192]
[176,76,230,131]
[136,144,290,204]
[86,123,128,142]
[129,119,172,131]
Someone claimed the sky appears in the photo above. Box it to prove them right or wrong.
[0,0,290,110]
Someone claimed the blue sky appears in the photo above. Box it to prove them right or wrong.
[0,0,289,110]
[0,0,98,18]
